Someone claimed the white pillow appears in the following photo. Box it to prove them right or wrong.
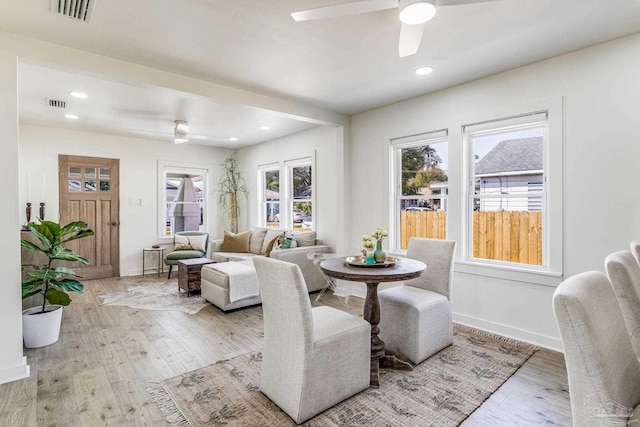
[249,226,268,255]
[292,231,317,247]
[175,234,207,252]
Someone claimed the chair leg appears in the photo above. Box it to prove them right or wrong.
[167,265,172,279]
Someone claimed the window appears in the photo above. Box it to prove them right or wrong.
[392,131,449,250]
[160,165,207,238]
[464,112,547,267]
[258,164,280,228]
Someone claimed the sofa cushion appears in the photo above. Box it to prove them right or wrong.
[166,249,205,260]
[220,230,251,253]
[249,226,268,254]
[292,231,317,247]
[175,234,207,252]
[261,229,283,255]
[211,252,258,263]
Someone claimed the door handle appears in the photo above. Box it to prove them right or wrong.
[111,221,120,226]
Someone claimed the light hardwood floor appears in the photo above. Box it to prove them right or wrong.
[0,275,572,426]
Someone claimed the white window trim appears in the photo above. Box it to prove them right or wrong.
[459,97,563,281]
[390,130,449,252]
[282,154,315,230]
[157,160,209,240]
[257,162,279,227]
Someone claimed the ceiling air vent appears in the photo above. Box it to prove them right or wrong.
[47,99,67,109]
[50,0,96,23]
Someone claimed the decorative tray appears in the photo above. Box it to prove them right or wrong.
[345,256,398,268]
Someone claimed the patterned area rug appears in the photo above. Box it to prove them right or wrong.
[99,282,209,314]
[147,325,537,426]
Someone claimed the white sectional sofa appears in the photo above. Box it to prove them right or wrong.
[201,227,330,311]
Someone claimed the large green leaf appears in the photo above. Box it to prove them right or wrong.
[51,278,84,294]
[59,221,89,236]
[51,266,81,277]
[46,288,72,306]
[20,239,47,254]
[22,279,44,298]
[50,246,90,264]
[27,223,54,249]
[27,267,63,281]
[40,220,61,237]
[61,229,94,244]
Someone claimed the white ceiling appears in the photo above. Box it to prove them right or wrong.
[3,0,640,147]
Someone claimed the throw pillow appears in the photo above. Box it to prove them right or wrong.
[173,243,193,251]
[261,229,283,254]
[174,234,207,252]
[264,235,280,257]
[220,230,251,253]
[249,226,268,255]
[291,231,317,247]
[281,237,298,249]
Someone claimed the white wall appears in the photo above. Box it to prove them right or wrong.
[19,124,232,276]
[349,33,640,351]
[237,125,343,252]
[0,50,30,385]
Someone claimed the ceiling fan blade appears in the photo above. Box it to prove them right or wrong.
[291,0,398,22]
[436,0,499,6]
[399,22,426,58]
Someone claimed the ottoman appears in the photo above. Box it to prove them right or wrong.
[201,261,263,312]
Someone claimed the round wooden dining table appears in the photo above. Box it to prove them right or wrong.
[319,256,426,388]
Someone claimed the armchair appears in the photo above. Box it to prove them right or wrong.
[164,231,209,278]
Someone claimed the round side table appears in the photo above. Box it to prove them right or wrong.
[143,247,165,277]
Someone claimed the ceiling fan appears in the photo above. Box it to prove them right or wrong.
[291,0,499,58]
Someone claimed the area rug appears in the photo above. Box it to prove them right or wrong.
[99,282,209,314]
[147,324,537,426]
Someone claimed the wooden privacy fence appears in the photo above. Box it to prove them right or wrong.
[400,211,543,266]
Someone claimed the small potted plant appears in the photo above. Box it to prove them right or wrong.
[21,219,94,348]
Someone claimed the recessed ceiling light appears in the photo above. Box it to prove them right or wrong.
[260,125,271,130]
[64,114,79,120]
[70,91,88,99]
[415,66,433,76]
[229,137,238,142]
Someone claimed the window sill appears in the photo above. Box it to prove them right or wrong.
[454,261,562,287]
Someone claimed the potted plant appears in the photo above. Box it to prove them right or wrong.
[21,219,94,348]
[218,153,248,233]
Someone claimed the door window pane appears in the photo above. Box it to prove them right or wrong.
[99,168,111,179]
[99,181,110,192]
[84,167,96,179]
[84,180,97,192]
[69,166,81,178]
[69,180,81,191]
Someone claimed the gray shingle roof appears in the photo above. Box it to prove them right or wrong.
[475,137,542,175]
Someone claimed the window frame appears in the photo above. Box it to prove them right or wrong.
[390,130,449,252]
[458,100,563,280]
[257,162,280,227]
[157,161,209,240]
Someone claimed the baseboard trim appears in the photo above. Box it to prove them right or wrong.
[453,313,563,352]
[0,356,30,385]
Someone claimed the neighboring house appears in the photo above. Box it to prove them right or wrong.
[474,137,543,212]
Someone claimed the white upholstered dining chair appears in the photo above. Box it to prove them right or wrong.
[253,257,371,424]
[378,237,456,365]
[630,239,640,266]
[553,271,640,426]
[605,250,640,360]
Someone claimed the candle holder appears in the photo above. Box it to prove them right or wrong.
[39,202,46,220]
[23,202,32,230]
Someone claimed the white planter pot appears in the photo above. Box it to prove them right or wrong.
[22,305,63,348]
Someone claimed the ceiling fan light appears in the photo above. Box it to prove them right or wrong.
[174,137,188,144]
[399,0,436,25]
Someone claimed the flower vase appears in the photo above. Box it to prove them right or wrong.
[365,249,375,264]
[374,240,387,263]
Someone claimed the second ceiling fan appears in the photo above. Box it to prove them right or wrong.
[292,0,499,58]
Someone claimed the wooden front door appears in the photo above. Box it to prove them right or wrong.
[58,155,120,279]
